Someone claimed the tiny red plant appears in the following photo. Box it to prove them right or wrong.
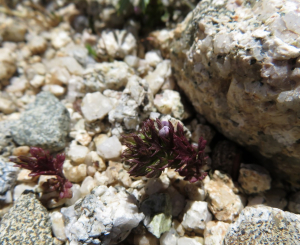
[121,118,208,183]
[10,147,72,199]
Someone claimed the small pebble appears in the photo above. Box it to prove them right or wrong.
[50,211,67,241]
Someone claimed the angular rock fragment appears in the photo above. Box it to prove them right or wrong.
[181,200,212,234]
[204,221,230,245]
[61,185,144,245]
[204,171,244,222]
[109,75,155,136]
[238,163,271,194]
[81,92,113,122]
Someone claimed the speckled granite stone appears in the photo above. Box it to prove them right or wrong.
[11,92,70,151]
[0,191,55,245]
[223,206,300,244]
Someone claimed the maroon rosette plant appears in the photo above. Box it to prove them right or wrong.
[10,147,72,199]
[121,118,208,183]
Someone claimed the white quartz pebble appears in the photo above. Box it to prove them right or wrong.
[94,171,109,186]
[67,144,90,164]
[65,184,82,206]
[80,176,95,197]
[178,236,203,245]
[96,135,122,160]
[81,92,113,122]
[50,211,67,241]
[154,90,184,119]
[145,50,162,67]
[160,229,179,245]
[181,201,212,233]
[63,160,87,183]
[84,151,106,172]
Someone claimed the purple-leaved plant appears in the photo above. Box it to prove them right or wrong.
[121,118,208,183]
[10,147,72,199]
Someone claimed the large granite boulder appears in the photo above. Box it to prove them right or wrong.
[168,0,300,186]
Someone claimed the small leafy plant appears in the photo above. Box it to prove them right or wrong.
[122,118,208,183]
[10,147,72,199]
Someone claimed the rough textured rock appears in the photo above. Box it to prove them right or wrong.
[61,185,144,245]
[223,206,300,244]
[204,171,244,222]
[169,0,300,186]
[11,92,70,151]
[238,163,272,194]
[0,157,19,203]
[204,221,229,245]
[0,191,55,244]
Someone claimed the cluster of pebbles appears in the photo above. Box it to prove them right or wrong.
[0,1,300,245]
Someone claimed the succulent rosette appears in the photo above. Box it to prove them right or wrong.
[121,118,208,183]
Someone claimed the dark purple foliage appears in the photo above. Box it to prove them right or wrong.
[121,119,208,183]
[10,147,72,199]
